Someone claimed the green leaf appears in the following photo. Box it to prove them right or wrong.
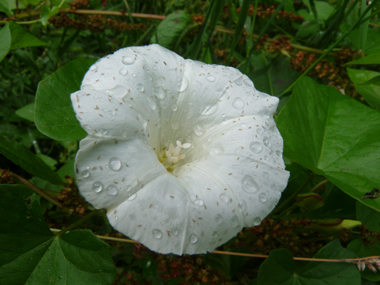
[277,77,380,212]
[57,158,76,180]
[356,201,380,232]
[35,59,96,141]
[0,136,62,184]
[0,0,13,16]
[258,240,360,285]
[0,185,116,285]
[348,68,380,110]
[150,10,191,49]
[15,102,35,122]
[0,22,11,63]
[9,21,47,50]
[36,154,57,170]
[349,29,380,55]
[345,52,380,65]
[348,239,380,281]
[40,3,51,27]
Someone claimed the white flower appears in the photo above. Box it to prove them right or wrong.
[71,44,289,255]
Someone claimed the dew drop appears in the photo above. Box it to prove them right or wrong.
[249,141,262,153]
[276,150,281,157]
[92,182,103,193]
[177,76,189,92]
[189,234,198,244]
[122,56,135,65]
[146,97,157,110]
[194,199,204,207]
[171,104,178,112]
[137,83,145,92]
[263,137,271,147]
[206,75,215,82]
[253,217,262,226]
[263,172,269,179]
[194,125,205,136]
[106,185,118,196]
[100,129,108,135]
[153,229,163,239]
[209,143,224,156]
[90,64,97,71]
[152,65,158,70]
[109,157,122,171]
[212,231,218,238]
[219,193,229,204]
[232,97,245,110]
[153,86,166,99]
[127,193,137,201]
[230,215,239,227]
[81,170,90,178]
[239,200,247,212]
[256,128,263,135]
[119,68,127,76]
[172,227,179,236]
[171,121,179,130]
[241,175,259,193]
[259,193,268,203]
[201,104,218,116]
[215,214,223,225]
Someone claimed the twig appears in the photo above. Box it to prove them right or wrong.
[4,169,63,208]
[49,227,380,269]
[309,179,329,192]
[56,210,99,237]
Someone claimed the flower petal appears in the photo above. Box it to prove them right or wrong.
[75,137,166,210]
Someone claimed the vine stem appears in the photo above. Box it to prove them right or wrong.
[49,227,379,264]
[2,169,63,208]
[56,210,99,237]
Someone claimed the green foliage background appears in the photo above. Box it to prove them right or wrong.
[1,0,380,284]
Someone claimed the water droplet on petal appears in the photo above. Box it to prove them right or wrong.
[276,150,281,157]
[100,129,108,135]
[263,137,271,147]
[239,200,247,212]
[259,193,268,202]
[241,175,259,193]
[172,104,178,111]
[153,229,163,239]
[90,65,97,71]
[171,121,179,130]
[178,76,189,92]
[253,217,262,226]
[232,97,245,110]
[219,193,229,204]
[212,231,218,238]
[152,65,158,70]
[215,214,223,225]
[249,141,262,153]
[209,143,224,156]
[106,185,118,196]
[206,75,215,82]
[119,68,127,76]
[194,199,204,207]
[81,170,90,178]
[93,182,103,193]
[263,172,269,179]
[122,56,135,65]
[256,128,263,135]
[189,234,198,244]
[194,125,205,136]
[109,158,122,171]
[137,83,145,92]
[230,215,239,227]
[153,86,166,99]
[172,227,179,236]
[146,97,157,110]
[127,193,137,201]
[201,104,218,116]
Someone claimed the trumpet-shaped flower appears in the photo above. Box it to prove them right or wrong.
[71,44,289,255]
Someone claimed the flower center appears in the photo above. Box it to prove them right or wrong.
[157,141,191,173]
